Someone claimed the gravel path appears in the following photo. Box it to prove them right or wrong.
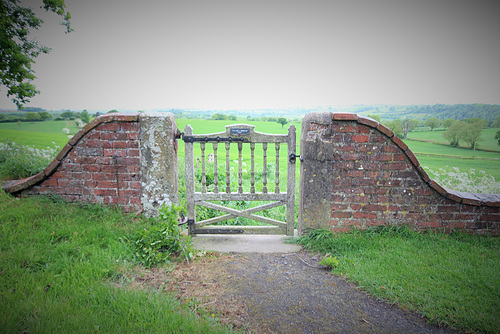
[221,251,458,333]
[141,250,459,333]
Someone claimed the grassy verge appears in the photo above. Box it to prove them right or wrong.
[296,227,500,333]
[0,191,236,333]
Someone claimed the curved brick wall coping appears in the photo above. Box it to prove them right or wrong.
[2,113,140,194]
[331,113,500,208]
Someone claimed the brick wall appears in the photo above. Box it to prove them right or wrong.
[299,112,500,236]
[2,113,178,215]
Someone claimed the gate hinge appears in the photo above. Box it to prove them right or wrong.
[175,129,183,140]
[289,153,302,163]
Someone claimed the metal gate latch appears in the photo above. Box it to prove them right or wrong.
[289,153,302,163]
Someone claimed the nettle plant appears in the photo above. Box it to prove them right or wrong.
[423,166,500,194]
[130,204,194,268]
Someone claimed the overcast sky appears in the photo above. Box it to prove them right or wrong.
[1,0,499,111]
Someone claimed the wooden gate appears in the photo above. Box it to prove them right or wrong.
[182,124,298,236]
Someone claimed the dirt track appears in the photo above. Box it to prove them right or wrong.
[133,250,459,334]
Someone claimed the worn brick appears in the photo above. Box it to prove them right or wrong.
[96,157,114,165]
[93,189,117,196]
[56,143,73,161]
[100,132,127,141]
[352,134,369,143]
[104,149,127,157]
[357,116,379,128]
[76,156,97,164]
[332,113,358,121]
[363,204,386,211]
[83,164,100,172]
[92,172,115,181]
[391,136,408,151]
[41,178,58,187]
[116,114,139,122]
[97,181,117,189]
[120,122,139,131]
[371,153,393,161]
[127,132,139,140]
[83,117,101,132]
[353,212,377,219]
[376,124,394,138]
[98,122,120,131]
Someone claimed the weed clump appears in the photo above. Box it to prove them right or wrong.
[129,204,194,268]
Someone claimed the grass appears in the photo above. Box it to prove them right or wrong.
[296,227,500,333]
[0,191,236,333]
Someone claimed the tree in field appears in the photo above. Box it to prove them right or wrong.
[59,111,75,120]
[492,116,500,128]
[25,112,41,121]
[277,117,288,128]
[444,121,463,147]
[79,109,90,123]
[37,111,51,120]
[0,0,72,107]
[386,119,403,137]
[211,113,227,120]
[461,120,485,158]
[424,117,441,131]
[495,130,500,146]
[443,119,456,129]
[401,118,419,139]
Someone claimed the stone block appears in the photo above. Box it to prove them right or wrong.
[140,112,179,217]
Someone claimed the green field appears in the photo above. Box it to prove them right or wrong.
[407,128,500,152]
[403,129,500,182]
[0,120,81,149]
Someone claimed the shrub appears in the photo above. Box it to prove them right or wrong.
[130,204,193,268]
[319,255,339,269]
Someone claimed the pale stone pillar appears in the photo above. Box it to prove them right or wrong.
[139,112,179,217]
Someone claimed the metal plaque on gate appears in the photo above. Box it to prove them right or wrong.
[230,128,250,135]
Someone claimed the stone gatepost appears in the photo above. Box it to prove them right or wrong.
[139,112,179,217]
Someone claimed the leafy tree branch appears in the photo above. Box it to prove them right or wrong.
[0,0,72,107]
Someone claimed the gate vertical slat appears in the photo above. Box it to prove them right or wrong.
[213,142,219,193]
[201,142,206,193]
[225,142,231,193]
[275,143,280,193]
[262,143,268,194]
[184,125,195,233]
[250,143,255,193]
[286,125,296,236]
[238,142,243,193]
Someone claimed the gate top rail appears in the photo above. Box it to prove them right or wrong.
[183,124,289,143]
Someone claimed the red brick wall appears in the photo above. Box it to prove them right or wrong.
[299,112,500,236]
[3,114,142,213]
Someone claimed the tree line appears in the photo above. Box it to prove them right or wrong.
[0,110,90,123]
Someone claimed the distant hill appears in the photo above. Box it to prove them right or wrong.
[353,104,500,123]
